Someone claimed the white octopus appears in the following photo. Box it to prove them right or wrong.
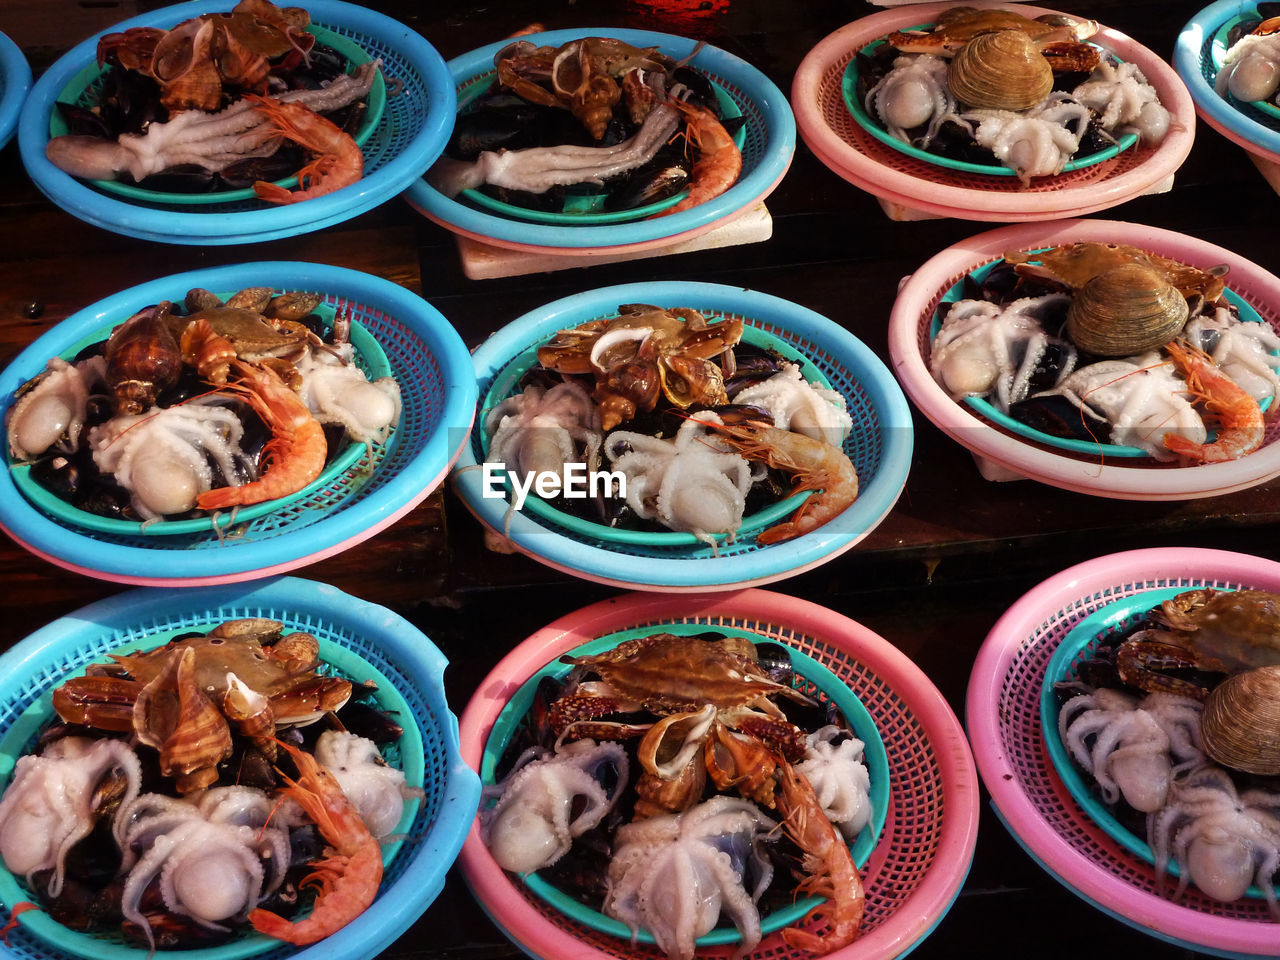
[88,396,255,520]
[0,736,141,897]
[1040,352,1205,460]
[605,796,777,960]
[794,725,873,841]
[1148,764,1280,914]
[1072,60,1172,144]
[5,354,107,461]
[729,363,853,447]
[115,786,294,950]
[864,54,961,149]
[293,343,401,448]
[481,739,629,875]
[929,294,1075,411]
[604,413,758,548]
[1059,688,1177,813]
[314,730,418,839]
[960,93,1093,183]
[1216,29,1280,104]
[485,380,603,480]
[1185,306,1280,405]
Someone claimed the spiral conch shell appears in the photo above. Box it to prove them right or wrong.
[947,30,1054,111]
[1201,665,1280,776]
[1066,263,1189,357]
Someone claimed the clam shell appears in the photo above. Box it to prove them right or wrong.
[1201,665,1280,776]
[947,30,1054,111]
[1066,263,1190,357]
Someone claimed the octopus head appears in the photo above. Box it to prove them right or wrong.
[1186,824,1255,903]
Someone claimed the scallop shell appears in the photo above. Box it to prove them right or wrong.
[1201,665,1280,776]
[947,30,1054,111]
[1066,263,1190,357]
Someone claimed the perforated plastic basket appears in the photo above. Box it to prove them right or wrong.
[968,547,1280,956]
[887,218,1280,499]
[0,575,480,960]
[0,261,477,585]
[792,1,1197,222]
[16,0,455,245]
[1175,0,1280,165]
[458,589,979,960]
[0,30,31,151]
[403,28,796,253]
[451,281,914,590]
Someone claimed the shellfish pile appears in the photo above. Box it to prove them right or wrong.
[1054,589,1280,914]
[4,284,401,528]
[0,618,416,949]
[482,304,858,548]
[929,241,1277,462]
[858,6,1173,182]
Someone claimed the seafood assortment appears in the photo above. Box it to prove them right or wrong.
[482,632,874,959]
[1055,589,1280,916]
[45,0,378,202]
[857,6,1173,182]
[427,35,744,217]
[0,618,413,949]
[4,284,400,528]
[1218,9,1280,106]
[482,304,858,547]
[929,242,1276,462]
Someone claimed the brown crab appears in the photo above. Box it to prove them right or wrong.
[1115,588,1280,699]
[1004,241,1229,305]
[884,6,1100,71]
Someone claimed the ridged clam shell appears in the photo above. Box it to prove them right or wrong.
[947,30,1054,111]
[1202,665,1280,776]
[1066,263,1190,357]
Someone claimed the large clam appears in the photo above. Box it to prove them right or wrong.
[1201,665,1280,775]
[1065,263,1189,357]
[947,30,1053,111]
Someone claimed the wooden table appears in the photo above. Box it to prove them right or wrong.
[0,0,1276,957]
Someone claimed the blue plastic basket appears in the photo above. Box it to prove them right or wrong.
[404,28,796,250]
[452,281,914,590]
[0,262,477,585]
[1174,0,1280,157]
[16,0,455,245]
[0,31,31,151]
[0,576,480,960]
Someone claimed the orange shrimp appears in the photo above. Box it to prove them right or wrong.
[195,359,326,510]
[655,98,742,216]
[249,740,382,945]
[775,759,865,954]
[701,417,858,544]
[1162,341,1264,463]
[246,96,363,204]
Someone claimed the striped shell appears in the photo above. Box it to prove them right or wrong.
[1201,665,1280,776]
[947,30,1054,111]
[1066,264,1190,357]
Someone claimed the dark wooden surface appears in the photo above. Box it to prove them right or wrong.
[1,0,1277,957]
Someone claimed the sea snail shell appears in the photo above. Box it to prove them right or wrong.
[1201,665,1280,776]
[1066,263,1190,357]
[947,30,1054,111]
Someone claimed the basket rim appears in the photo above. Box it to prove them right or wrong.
[791,0,1197,218]
[886,217,1280,499]
[0,29,31,151]
[967,546,1280,955]
[0,261,477,584]
[15,0,455,246]
[403,26,796,251]
[451,281,914,589]
[0,575,481,960]
[457,588,980,960]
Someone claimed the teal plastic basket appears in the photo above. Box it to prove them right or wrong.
[479,622,891,949]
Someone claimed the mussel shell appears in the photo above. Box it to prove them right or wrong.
[1008,394,1112,444]
[947,30,1054,111]
[1066,263,1190,357]
[1201,665,1280,775]
[605,160,689,211]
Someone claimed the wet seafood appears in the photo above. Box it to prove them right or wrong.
[1185,305,1280,405]
[1072,60,1172,143]
[313,730,416,838]
[1066,264,1190,357]
[884,7,1098,56]
[947,30,1054,112]
[1162,341,1265,463]
[1005,242,1228,305]
[959,92,1093,183]
[657,98,742,215]
[486,380,603,479]
[865,55,959,149]
[730,364,853,447]
[5,355,106,461]
[1199,665,1280,776]
[794,726,873,842]
[103,304,184,416]
[247,95,363,203]
[293,342,401,448]
[1217,25,1280,103]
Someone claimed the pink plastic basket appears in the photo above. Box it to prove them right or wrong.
[888,218,1280,499]
[456,589,978,960]
[792,1,1196,221]
[968,547,1280,955]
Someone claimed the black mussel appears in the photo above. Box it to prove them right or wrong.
[1008,394,1111,444]
[218,146,308,189]
[321,421,348,457]
[704,403,775,427]
[334,701,405,745]
[595,114,632,148]
[975,262,1022,303]
[72,476,134,521]
[929,119,1004,167]
[328,100,368,138]
[1076,117,1116,158]
[605,160,689,211]
[29,451,88,499]
[276,42,347,90]
[538,821,619,906]
[721,114,747,140]
[480,183,567,212]
[1052,67,1096,92]
[62,809,125,886]
[344,679,380,702]
[1229,18,1265,48]
[1026,341,1075,391]
[124,912,238,949]
[126,165,221,193]
[673,66,718,111]
[725,344,787,393]
[778,690,849,733]
[56,103,114,140]
[96,67,164,137]
[516,366,569,393]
